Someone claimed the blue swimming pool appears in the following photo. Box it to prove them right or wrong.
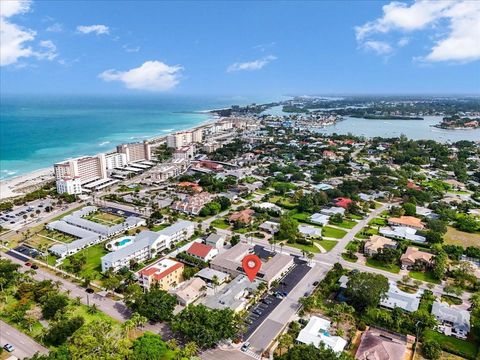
[118,238,132,246]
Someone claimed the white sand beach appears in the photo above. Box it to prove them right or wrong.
[0,168,54,200]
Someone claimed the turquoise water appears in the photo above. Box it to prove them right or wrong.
[118,238,132,246]
[0,95,265,179]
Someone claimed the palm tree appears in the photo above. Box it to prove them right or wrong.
[212,275,219,294]
[279,242,285,254]
[278,333,293,355]
[307,251,314,265]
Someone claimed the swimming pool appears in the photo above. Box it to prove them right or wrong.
[106,236,134,251]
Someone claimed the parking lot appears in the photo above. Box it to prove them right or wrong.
[0,199,53,230]
[101,206,141,218]
[242,257,311,340]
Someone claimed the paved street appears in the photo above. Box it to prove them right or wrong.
[0,320,48,359]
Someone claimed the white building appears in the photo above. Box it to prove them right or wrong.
[310,213,330,226]
[296,316,347,353]
[54,153,107,184]
[116,141,152,163]
[101,220,195,272]
[173,145,195,160]
[56,176,82,195]
[105,152,128,171]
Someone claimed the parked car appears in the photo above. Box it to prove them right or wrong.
[313,281,319,286]
[31,264,39,270]
[3,344,15,352]
[241,342,250,352]
[25,262,32,267]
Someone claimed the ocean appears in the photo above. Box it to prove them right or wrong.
[0,95,264,180]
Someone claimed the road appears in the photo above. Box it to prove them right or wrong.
[0,320,48,359]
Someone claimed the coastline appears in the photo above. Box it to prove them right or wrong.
[0,112,221,201]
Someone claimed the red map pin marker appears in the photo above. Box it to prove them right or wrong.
[242,254,262,282]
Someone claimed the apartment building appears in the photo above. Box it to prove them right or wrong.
[167,129,203,148]
[105,152,128,171]
[54,153,107,184]
[137,258,184,291]
[101,220,195,272]
[116,140,152,163]
[55,176,82,195]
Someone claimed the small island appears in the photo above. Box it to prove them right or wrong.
[435,115,480,130]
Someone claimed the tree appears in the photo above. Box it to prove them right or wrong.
[127,285,176,322]
[230,235,240,246]
[44,316,85,346]
[171,304,240,348]
[425,231,443,244]
[422,340,442,360]
[432,251,448,280]
[278,333,294,355]
[103,275,121,295]
[68,320,131,360]
[402,203,416,216]
[131,332,170,360]
[275,343,350,360]
[181,341,199,358]
[277,215,299,241]
[41,293,69,320]
[345,272,389,311]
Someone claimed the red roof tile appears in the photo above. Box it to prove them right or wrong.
[187,242,214,259]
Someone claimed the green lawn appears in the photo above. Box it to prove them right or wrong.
[322,226,347,239]
[355,226,379,239]
[211,219,230,229]
[424,330,478,360]
[366,258,400,273]
[62,242,109,279]
[341,253,358,263]
[330,219,357,229]
[409,270,441,284]
[286,242,320,254]
[345,240,361,252]
[317,240,338,252]
[290,211,311,222]
[151,224,169,231]
[348,214,364,220]
[368,217,388,226]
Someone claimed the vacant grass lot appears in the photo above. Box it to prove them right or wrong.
[25,234,55,250]
[366,258,400,273]
[286,242,320,254]
[355,226,379,239]
[330,219,357,229]
[211,218,230,229]
[409,270,441,284]
[444,226,480,248]
[317,240,338,251]
[322,226,347,239]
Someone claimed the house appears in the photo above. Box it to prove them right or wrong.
[380,282,420,312]
[255,202,283,214]
[333,197,353,209]
[387,216,425,230]
[432,301,470,338]
[229,209,255,225]
[355,328,408,360]
[185,242,218,262]
[400,247,434,269]
[195,268,230,285]
[205,233,226,249]
[171,192,213,215]
[137,258,184,291]
[364,235,397,256]
[177,181,203,193]
[170,277,207,306]
[202,275,260,312]
[314,183,334,191]
[320,206,345,216]
[298,225,322,238]
[259,220,280,234]
[310,213,330,226]
[379,226,426,243]
[296,316,347,353]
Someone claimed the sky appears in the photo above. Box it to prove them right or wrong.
[1,0,480,96]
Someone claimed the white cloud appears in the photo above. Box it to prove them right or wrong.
[0,0,58,67]
[123,44,140,53]
[397,37,410,47]
[0,0,35,66]
[362,40,393,55]
[76,24,109,35]
[227,55,277,72]
[99,60,183,91]
[355,0,480,63]
[46,22,63,32]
